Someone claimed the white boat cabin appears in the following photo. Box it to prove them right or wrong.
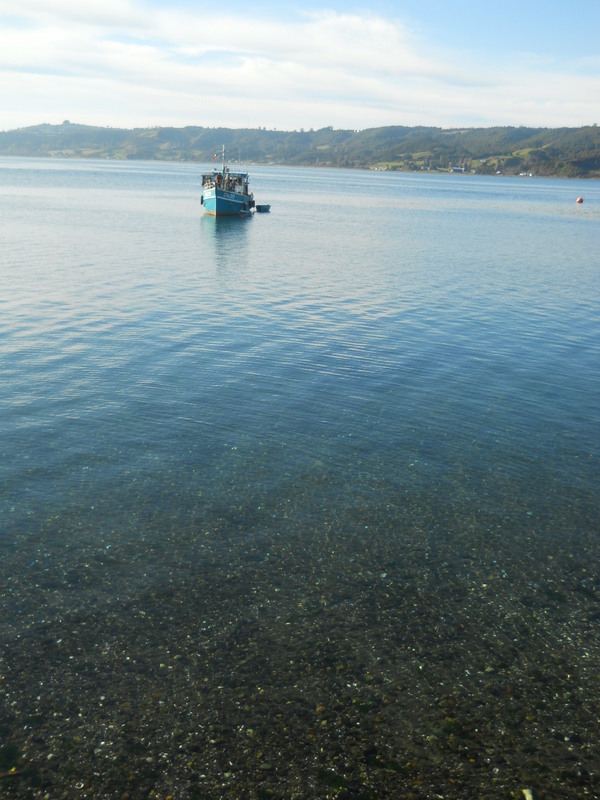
[202,169,250,196]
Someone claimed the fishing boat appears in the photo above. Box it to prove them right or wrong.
[201,147,255,217]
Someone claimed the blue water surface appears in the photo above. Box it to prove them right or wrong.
[1,157,599,798]
[1,159,599,584]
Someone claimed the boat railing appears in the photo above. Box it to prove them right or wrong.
[202,172,250,194]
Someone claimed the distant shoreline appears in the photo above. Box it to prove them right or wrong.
[1,121,600,178]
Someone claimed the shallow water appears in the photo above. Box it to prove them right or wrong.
[1,158,599,798]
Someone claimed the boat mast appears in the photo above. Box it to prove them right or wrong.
[221,144,225,174]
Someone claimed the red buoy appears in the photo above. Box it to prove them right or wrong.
[576,196,584,204]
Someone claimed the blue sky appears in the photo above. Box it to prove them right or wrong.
[1,0,599,131]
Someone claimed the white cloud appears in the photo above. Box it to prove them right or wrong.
[0,2,599,131]
[0,0,147,29]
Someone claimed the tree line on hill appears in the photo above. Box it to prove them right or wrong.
[1,121,600,177]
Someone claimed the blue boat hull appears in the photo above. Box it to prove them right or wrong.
[202,187,253,216]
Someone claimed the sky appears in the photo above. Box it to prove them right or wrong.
[1,0,600,132]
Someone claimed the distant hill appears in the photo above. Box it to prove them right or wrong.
[1,121,600,177]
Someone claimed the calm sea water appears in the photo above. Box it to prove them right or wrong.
[1,157,600,798]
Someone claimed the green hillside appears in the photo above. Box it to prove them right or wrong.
[1,121,600,177]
